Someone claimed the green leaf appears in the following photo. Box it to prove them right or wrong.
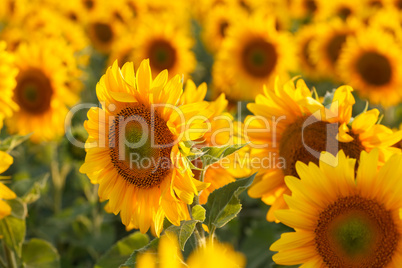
[0,133,32,152]
[12,174,49,205]
[200,144,246,167]
[5,198,27,219]
[95,232,149,268]
[120,237,159,268]
[205,174,256,231]
[192,205,206,222]
[165,220,197,251]
[322,88,336,107]
[0,216,26,256]
[22,238,60,268]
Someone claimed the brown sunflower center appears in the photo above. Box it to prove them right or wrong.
[219,20,229,38]
[68,12,78,22]
[302,38,315,68]
[242,38,277,78]
[93,22,113,44]
[15,68,53,114]
[305,0,317,13]
[279,116,364,177]
[326,33,348,65]
[396,0,402,9]
[356,52,392,87]
[315,196,399,267]
[109,105,174,189]
[338,7,352,19]
[148,40,177,72]
[369,0,383,8]
[83,0,94,10]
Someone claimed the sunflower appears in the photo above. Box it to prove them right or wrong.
[0,42,18,129]
[309,18,361,81]
[6,40,78,142]
[368,7,402,43]
[201,4,247,54]
[0,151,16,219]
[246,78,402,222]
[136,234,246,268]
[318,0,363,20]
[295,24,321,80]
[288,0,324,20]
[271,149,402,267]
[337,28,402,107]
[131,15,196,80]
[179,80,250,204]
[80,59,210,236]
[86,9,125,54]
[212,14,296,102]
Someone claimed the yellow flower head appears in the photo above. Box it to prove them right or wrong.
[245,78,402,222]
[136,234,246,268]
[337,27,402,106]
[212,13,296,102]
[6,39,79,142]
[0,42,18,129]
[309,17,362,81]
[80,59,210,236]
[0,151,16,219]
[131,15,196,80]
[271,149,402,267]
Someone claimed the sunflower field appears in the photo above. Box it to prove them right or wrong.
[2,0,402,267]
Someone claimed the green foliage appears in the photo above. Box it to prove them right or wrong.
[204,174,256,232]
[95,232,149,268]
[198,144,247,167]
[121,237,159,268]
[22,238,60,268]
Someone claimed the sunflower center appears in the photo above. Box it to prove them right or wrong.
[338,7,352,19]
[315,196,399,267]
[68,12,78,22]
[356,52,392,86]
[109,105,174,189]
[396,0,402,9]
[148,40,177,72]
[279,116,364,177]
[369,0,382,7]
[15,68,53,114]
[242,38,277,78]
[305,0,317,13]
[219,21,229,38]
[327,33,348,65]
[302,38,315,68]
[93,22,113,44]
[83,0,94,10]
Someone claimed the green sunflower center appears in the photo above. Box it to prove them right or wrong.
[315,196,399,267]
[148,40,177,72]
[109,105,174,189]
[279,116,364,177]
[356,51,392,87]
[242,38,278,78]
[326,33,348,65]
[93,22,113,44]
[15,68,53,114]
[331,214,375,257]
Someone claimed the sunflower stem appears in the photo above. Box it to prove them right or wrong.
[192,169,206,247]
[3,242,17,268]
[50,143,70,214]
